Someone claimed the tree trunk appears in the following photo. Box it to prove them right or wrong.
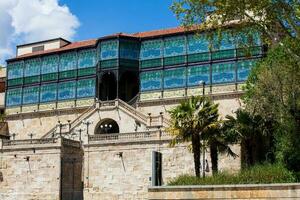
[210,143,218,175]
[192,133,201,177]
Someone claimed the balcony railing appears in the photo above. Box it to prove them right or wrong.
[2,138,57,146]
[89,130,172,144]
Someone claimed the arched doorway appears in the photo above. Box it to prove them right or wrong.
[95,118,119,134]
[99,72,117,101]
[119,71,139,102]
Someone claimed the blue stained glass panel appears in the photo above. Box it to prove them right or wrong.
[120,40,140,60]
[78,49,97,68]
[164,36,186,57]
[187,34,209,54]
[7,62,23,79]
[77,78,95,98]
[42,55,59,74]
[140,39,163,60]
[40,84,57,102]
[164,68,186,89]
[237,59,257,81]
[23,86,39,104]
[58,81,76,100]
[140,71,162,91]
[100,40,118,60]
[187,65,210,86]
[212,32,235,51]
[24,59,40,77]
[60,52,77,71]
[6,88,22,106]
[212,62,235,83]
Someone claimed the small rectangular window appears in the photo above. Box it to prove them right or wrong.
[32,45,44,52]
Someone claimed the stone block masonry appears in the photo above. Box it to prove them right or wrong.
[0,138,83,200]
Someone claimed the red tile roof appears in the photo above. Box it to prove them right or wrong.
[8,26,197,61]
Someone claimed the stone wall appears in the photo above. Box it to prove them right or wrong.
[83,140,240,200]
[0,138,83,200]
[0,139,62,200]
[148,183,300,199]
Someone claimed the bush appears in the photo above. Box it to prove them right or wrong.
[168,164,296,186]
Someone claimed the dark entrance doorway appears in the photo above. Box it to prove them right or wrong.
[99,72,117,101]
[95,119,119,134]
[119,71,139,102]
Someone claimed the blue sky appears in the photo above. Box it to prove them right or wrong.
[61,0,179,41]
[0,0,179,65]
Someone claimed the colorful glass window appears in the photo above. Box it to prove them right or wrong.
[212,32,235,51]
[24,59,41,77]
[59,52,77,72]
[78,49,97,68]
[23,86,39,104]
[187,65,210,86]
[77,78,95,98]
[120,40,140,60]
[164,36,186,57]
[212,62,235,84]
[187,34,209,54]
[58,81,76,100]
[237,59,257,81]
[7,62,23,80]
[41,55,59,74]
[6,88,22,106]
[140,71,163,91]
[140,39,163,60]
[100,40,118,60]
[164,67,186,89]
[40,83,57,102]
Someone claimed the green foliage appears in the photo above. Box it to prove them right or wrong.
[168,164,296,186]
[168,96,219,177]
[171,0,300,45]
[242,37,300,171]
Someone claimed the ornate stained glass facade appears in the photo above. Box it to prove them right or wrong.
[6,28,264,108]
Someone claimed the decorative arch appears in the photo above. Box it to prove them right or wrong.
[94,118,119,134]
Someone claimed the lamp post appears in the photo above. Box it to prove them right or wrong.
[83,120,93,143]
[199,80,206,178]
[58,120,63,138]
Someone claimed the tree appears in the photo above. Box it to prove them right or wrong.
[168,96,219,177]
[202,121,238,175]
[243,38,300,171]
[223,109,276,168]
[171,0,300,47]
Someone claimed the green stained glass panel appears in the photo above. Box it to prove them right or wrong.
[188,53,210,63]
[59,70,76,79]
[40,83,57,102]
[120,40,140,60]
[7,78,23,86]
[58,81,76,100]
[187,34,209,54]
[164,55,186,66]
[212,62,235,83]
[24,76,40,84]
[164,68,186,89]
[140,59,162,69]
[41,73,58,82]
[77,78,95,98]
[78,67,96,77]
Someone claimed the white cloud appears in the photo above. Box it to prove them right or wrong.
[0,0,80,65]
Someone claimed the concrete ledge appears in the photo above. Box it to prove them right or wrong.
[148,183,300,199]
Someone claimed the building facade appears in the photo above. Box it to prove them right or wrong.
[0,27,264,200]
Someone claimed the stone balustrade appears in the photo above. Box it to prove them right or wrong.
[88,130,172,144]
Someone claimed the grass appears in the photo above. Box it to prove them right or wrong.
[168,164,297,186]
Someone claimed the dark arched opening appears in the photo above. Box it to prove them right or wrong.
[99,72,117,101]
[95,119,119,134]
[119,71,139,102]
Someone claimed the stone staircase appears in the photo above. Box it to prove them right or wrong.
[41,99,171,139]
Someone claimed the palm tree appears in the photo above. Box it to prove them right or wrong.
[223,109,275,168]
[203,121,238,175]
[168,96,219,177]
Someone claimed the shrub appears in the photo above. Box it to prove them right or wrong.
[168,164,296,186]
